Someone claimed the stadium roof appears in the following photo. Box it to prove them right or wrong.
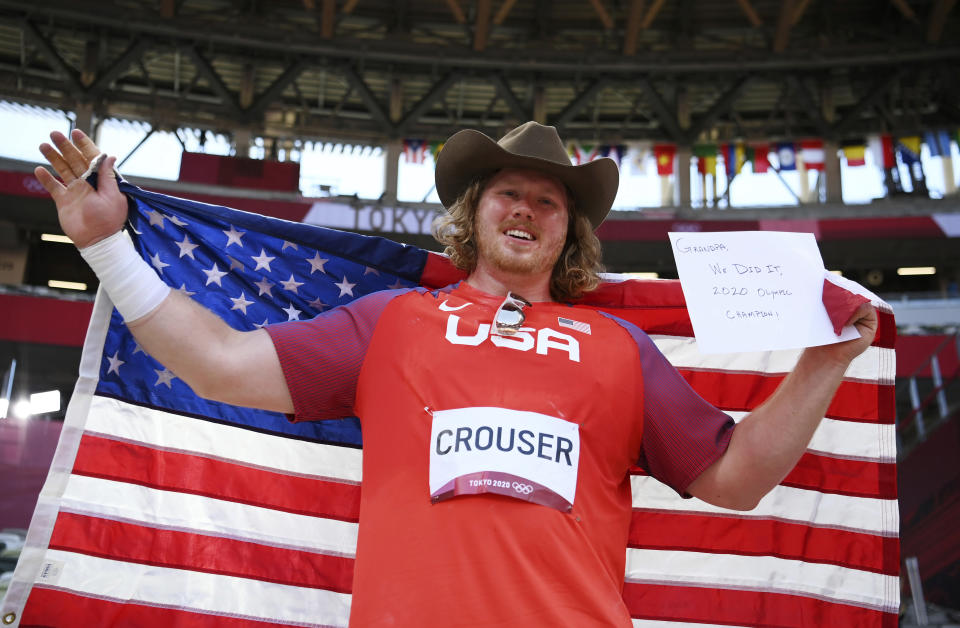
[1,0,958,144]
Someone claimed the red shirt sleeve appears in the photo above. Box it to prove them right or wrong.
[602,313,735,496]
[264,289,409,422]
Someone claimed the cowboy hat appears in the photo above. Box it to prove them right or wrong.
[434,121,620,228]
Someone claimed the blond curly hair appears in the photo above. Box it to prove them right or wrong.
[432,175,605,301]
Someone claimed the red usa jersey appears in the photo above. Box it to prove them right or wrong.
[266,281,733,627]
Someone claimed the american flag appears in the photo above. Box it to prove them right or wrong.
[402,139,427,164]
[1,180,899,627]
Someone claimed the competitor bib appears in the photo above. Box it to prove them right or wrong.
[429,407,580,512]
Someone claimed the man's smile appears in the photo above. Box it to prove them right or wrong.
[504,228,536,241]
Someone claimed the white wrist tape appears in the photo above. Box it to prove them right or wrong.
[80,230,171,322]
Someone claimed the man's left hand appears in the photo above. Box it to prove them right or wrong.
[805,302,878,368]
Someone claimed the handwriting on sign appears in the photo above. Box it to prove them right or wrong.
[667,231,849,354]
[673,236,798,328]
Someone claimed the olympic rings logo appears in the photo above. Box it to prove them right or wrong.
[512,482,534,495]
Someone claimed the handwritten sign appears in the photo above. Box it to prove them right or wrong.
[668,231,861,354]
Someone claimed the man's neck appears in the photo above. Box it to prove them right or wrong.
[465,264,554,302]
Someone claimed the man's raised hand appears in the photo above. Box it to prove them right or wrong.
[806,301,878,368]
[34,129,127,249]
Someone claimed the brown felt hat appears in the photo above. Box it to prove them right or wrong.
[434,121,620,229]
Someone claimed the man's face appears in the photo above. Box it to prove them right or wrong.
[473,168,569,277]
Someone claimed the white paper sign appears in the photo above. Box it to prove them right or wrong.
[668,231,861,354]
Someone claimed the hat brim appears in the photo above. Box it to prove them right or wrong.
[435,129,620,229]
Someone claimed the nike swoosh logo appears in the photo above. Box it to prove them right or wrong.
[439,300,471,312]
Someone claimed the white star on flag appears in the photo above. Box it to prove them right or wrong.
[388,278,406,290]
[306,252,329,274]
[175,235,199,259]
[254,319,270,329]
[282,303,302,321]
[364,267,380,276]
[230,292,254,315]
[223,225,245,247]
[146,210,166,228]
[280,274,304,293]
[106,351,125,375]
[177,284,196,297]
[154,368,176,388]
[166,214,188,226]
[335,276,356,298]
[282,241,298,251]
[307,296,327,310]
[227,256,245,272]
[254,278,274,297]
[252,249,276,272]
[202,263,228,286]
[150,253,170,274]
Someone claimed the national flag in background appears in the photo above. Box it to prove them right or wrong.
[720,142,745,177]
[694,143,717,175]
[402,138,427,163]
[748,143,771,173]
[3,178,899,627]
[799,139,825,170]
[597,144,628,167]
[923,131,953,158]
[567,142,599,165]
[775,142,797,171]
[896,136,922,166]
[427,141,445,160]
[653,143,677,175]
[842,139,868,167]
[626,141,652,174]
[924,130,958,194]
[867,134,897,169]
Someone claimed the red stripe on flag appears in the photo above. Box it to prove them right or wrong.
[73,434,361,522]
[875,310,897,349]
[48,512,354,593]
[21,586,302,628]
[583,278,688,308]
[585,305,696,337]
[633,451,894,499]
[421,252,467,289]
[622,582,897,627]
[679,371,893,423]
[782,452,897,499]
[628,511,900,575]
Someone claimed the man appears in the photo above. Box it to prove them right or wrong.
[36,121,876,626]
